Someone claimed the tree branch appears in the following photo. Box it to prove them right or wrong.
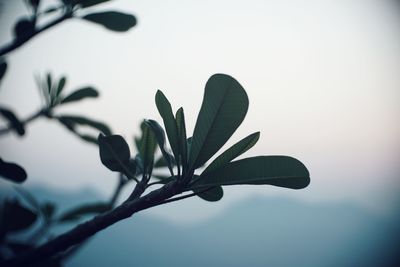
[2,181,183,267]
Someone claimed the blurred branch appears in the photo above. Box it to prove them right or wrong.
[0,108,47,136]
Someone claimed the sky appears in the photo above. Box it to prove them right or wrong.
[0,0,399,223]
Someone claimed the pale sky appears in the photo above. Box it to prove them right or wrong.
[0,0,399,223]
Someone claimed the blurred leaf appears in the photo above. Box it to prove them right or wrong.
[46,73,52,95]
[42,7,59,14]
[145,119,174,176]
[98,134,132,174]
[25,0,40,11]
[57,202,110,222]
[58,115,111,136]
[175,107,187,170]
[77,133,98,144]
[60,87,99,104]
[0,60,7,81]
[203,132,260,174]
[6,241,34,254]
[193,186,223,202]
[56,76,67,97]
[134,153,144,174]
[189,74,249,170]
[193,156,310,190]
[155,90,180,161]
[154,155,175,168]
[74,0,111,8]
[0,158,27,183]
[1,199,37,232]
[82,11,137,32]
[0,107,25,136]
[14,18,35,39]
[139,122,157,172]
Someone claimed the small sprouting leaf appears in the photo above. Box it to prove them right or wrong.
[139,121,157,172]
[57,115,111,136]
[57,202,110,222]
[193,186,223,202]
[60,87,99,104]
[175,107,188,170]
[0,107,25,136]
[56,76,67,97]
[0,60,7,81]
[145,119,174,176]
[0,158,27,183]
[1,199,37,232]
[189,74,249,170]
[82,11,137,32]
[155,90,180,161]
[203,132,260,174]
[192,156,310,190]
[98,134,132,175]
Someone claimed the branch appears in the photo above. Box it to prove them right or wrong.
[0,11,72,57]
[0,109,46,136]
[2,181,183,267]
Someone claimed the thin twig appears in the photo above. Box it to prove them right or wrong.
[0,109,46,136]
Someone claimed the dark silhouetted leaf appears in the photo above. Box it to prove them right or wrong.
[98,134,134,177]
[0,158,27,183]
[56,76,67,97]
[57,115,111,136]
[60,87,98,104]
[14,18,35,39]
[26,0,40,11]
[193,186,223,202]
[139,121,157,172]
[192,156,310,189]
[0,60,7,81]
[175,107,188,170]
[155,90,180,161]
[57,202,110,222]
[1,199,37,232]
[74,0,111,8]
[189,74,249,170]
[0,107,25,136]
[203,132,260,174]
[6,241,33,254]
[82,11,137,32]
[145,119,174,176]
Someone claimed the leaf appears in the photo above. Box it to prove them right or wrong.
[0,107,25,136]
[41,202,56,220]
[57,202,110,222]
[155,90,180,161]
[98,134,132,174]
[60,87,99,104]
[145,119,174,176]
[175,107,188,170]
[14,18,35,39]
[57,115,112,136]
[0,60,7,81]
[188,74,249,170]
[56,76,67,97]
[1,199,37,232]
[0,158,27,183]
[74,0,111,8]
[192,156,310,190]
[193,186,223,202]
[203,132,260,174]
[46,73,52,95]
[82,11,137,32]
[139,121,157,172]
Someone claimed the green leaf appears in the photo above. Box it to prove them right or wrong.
[175,107,188,171]
[46,73,52,95]
[57,115,112,136]
[0,158,27,183]
[82,11,137,32]
[145,119,174,176]
[98,134,132,175]
[1,199,37,232]
[60,87,99,104]
[192,156,310,190]
[0,60,7,81]
[155,90,180,161]
[57,202,110,222]
[193,186,223,202]
[56,76,67,97]
[203,132,260,174]
[188,74,249,170]
[0,107,25,136]
[139,122,157,173]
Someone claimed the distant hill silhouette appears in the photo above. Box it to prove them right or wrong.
[4,185,399,267]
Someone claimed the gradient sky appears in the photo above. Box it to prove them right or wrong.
[0,0,399,223]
